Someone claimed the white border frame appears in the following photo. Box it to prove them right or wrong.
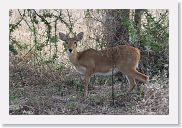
[0,0,178,124]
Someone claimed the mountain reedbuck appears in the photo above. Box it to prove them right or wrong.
[59,32,149,98]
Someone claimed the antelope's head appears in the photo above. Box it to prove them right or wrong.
[59,32,84,55]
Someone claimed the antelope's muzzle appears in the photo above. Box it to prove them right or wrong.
[68,49,73,53]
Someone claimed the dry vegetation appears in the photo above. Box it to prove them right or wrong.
[9,9,169,115]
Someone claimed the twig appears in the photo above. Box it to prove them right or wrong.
[144,89,155,105]
[33,9,51,45]
[18,9,32,31]
[66,9,74,34]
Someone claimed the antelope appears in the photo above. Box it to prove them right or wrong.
[59,32,149,98]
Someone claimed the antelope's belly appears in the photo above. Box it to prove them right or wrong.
[76,66,119,76]
[95,68,119,76]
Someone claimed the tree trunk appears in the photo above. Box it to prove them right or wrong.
[134,9,145,47]
[104,9,130,47]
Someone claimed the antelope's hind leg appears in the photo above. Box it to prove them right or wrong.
[117,66,137,93]
[126,75,137,92]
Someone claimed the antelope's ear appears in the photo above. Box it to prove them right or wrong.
[76,32,84,41]
[59,32,68,41]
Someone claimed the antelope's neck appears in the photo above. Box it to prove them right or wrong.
[68,50,79,66]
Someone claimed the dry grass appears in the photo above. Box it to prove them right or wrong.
[9,55,169,115]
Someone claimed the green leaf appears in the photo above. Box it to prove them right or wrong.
[50,36,58,43]
[9,44,18,55]
[35,43,44,51]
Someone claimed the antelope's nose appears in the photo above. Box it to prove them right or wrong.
[68,49,72,53]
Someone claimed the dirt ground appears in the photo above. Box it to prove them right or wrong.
[9,56,169,115]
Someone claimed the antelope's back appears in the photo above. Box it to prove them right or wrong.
[113,45,141,67]
[77,45,140,68]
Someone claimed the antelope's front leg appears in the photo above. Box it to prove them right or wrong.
[83,71,92,98]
